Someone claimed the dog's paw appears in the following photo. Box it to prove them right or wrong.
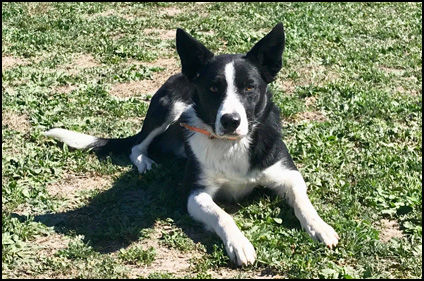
[224,232,256,266]
[131,153,156,174]
[304,218,339,249]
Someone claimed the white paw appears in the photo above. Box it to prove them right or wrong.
[224,232,256,266]
[131,153,156,174]
[304,218,339,249]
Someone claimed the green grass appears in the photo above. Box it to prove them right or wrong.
[2,2,422,279]
[118,245,156,265]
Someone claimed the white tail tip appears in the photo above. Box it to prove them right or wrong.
[43,128,98,149]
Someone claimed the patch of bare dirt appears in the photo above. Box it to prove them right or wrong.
[275,78,296,95]
[62,54,101,76]
[2,111,31,133]
[123,220,285,278]
[46,172,114,210]
[159,6,182,17]
[379,219,404,243]
[26,2,51,15]
[10,202,34,217]
[2,56,28,71]
[304,96,317,107]
[209,267,284,279]
[144,28,176,40]
[275,61,340,95]
[111,32,126,40]
[110,80,153,99]
[393,85,420,97]
[2,232,73,279]
[34,232,72,257]
[120,13,136,21]
[199,30,215,36]
[87,8,136,21]
[144,57,180,83]
[47,172,113,198]
[380,66,405,76]
[296,62,340,87]
[97,9,115,17]
[124,221,204,278]
[294,111,327,123]
[54,84,77,94]
[111,57,180,98]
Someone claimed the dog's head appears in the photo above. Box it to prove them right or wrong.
[176,23,285,138]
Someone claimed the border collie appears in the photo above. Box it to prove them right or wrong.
[44,23,339,266]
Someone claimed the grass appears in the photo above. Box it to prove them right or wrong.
[2,2,422,279]
[118,245,156,265]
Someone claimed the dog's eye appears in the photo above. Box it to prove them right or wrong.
[245,85,255,92]
[210,86,218,93]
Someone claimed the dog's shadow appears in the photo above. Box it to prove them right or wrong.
[12,152,300,257]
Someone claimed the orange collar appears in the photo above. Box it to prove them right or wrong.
[179,123,240,141]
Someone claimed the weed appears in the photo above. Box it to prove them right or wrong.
[119,246,156,265]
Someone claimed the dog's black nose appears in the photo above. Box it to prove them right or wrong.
[220,113,241,133]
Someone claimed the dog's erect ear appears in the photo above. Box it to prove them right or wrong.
[176,28,214,80]
[245,23,285,83]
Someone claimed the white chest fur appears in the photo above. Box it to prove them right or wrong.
[188,134,261,199]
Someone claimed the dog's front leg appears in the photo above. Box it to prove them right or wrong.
[130,97,189,173]
[262,161,339,248]
[187,189,256,266]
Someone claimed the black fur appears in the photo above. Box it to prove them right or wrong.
[86,23,295,174]
[45,24,339,265]
[91,73,193,155]
[245,23,285,83]
[176,28,214,80]
[247,92,297,171]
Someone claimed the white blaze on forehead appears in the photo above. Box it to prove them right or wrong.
[215,61,249,136]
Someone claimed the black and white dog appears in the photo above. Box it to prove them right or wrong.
[44,23,339,266]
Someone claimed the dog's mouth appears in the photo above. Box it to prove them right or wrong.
[215,133,246,141]
[214,129,248,140]
[180,122,245,141]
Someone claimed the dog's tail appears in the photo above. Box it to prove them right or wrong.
[43,128,141,154]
